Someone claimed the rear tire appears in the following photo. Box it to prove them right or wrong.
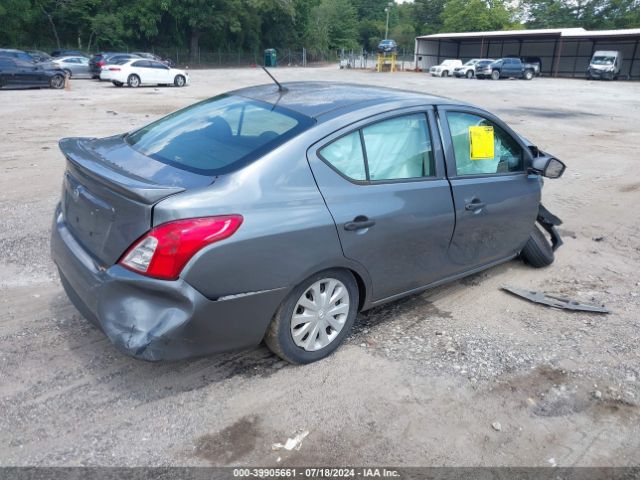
[521,226,554,268]
[491,70,500,80]
[112,81,123,87]
[127,74,140,88]
[50,74,65,89]
[174,74,186,87]
[264,269,359,364]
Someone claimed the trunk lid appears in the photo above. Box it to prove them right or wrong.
[59,135,213,266]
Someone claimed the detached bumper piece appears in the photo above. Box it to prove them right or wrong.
[502,286,610,314]
[537,204,563,251]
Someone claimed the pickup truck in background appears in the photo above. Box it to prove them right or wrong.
[477,58,535,80]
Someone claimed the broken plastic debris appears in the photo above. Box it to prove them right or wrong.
[501,285,610,313]
[272,430,309,451]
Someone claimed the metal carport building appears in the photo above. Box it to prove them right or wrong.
[414,28,640,79]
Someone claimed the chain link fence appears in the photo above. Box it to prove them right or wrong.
[21,43,416,70]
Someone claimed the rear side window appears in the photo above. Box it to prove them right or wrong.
[126,95,314,175]
[319,132,366,181]
[447,112,523,176]
[318,113,434,182]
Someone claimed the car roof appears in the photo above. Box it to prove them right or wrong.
[230,82,463,120]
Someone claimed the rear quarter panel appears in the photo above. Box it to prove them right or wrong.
[154,131,369,303]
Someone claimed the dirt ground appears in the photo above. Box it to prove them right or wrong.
[1,67,639,467]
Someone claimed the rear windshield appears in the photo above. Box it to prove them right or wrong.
[125,95,314,175]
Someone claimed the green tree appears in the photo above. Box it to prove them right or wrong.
[413,0,446,34]
[441,0,515,32]
[306,0,359,53]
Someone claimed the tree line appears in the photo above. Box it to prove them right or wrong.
[1,0,639,60]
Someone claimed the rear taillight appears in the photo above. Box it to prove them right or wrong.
[97,60,105,67]
[119,215,243,280]
[108,67,121,71]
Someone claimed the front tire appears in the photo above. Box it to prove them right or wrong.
[491,70,500,80]
[524,69,534,80]
[127,74,140,88]
[466,70,474,79]
[264,269,359,364]
[50,74,65,89]
[521,226,554,268]
[442,70,448,77]
[174,74,186,87]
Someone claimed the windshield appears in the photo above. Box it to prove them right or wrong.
[126,95,315,175]
[592,56,615,65]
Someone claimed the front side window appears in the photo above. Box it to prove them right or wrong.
[447,112,523,176]
[318,113,435,182]
[126,95,314,175]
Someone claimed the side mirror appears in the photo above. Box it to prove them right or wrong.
[529,153,566,179]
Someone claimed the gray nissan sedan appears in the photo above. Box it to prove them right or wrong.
[51,82,565,364]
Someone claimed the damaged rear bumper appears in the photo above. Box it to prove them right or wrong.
[51,208,287,361]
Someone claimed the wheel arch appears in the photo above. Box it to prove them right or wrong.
[286,260,372,313]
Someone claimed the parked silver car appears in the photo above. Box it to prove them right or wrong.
[50,56,91,78]
[51,82,565,364]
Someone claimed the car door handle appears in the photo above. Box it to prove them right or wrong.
[344,216,376,231]
[465,199,486,211]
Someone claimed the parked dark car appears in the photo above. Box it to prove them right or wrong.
[0,57,66,89]
[26,50,52,63]
[479,58,535,80]
[0,48,37,63]
[51,82,565,364]
[377,39,397,54]
[89,52,140,78]
[51,50,87,58]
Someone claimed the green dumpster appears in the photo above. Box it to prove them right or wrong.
[264,48,277,67]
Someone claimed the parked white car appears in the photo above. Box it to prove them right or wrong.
[429,59,462,77]
[100,58,189,87]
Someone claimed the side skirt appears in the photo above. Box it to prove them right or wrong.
[366,253,518,310]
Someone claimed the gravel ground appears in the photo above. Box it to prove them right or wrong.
[1,67,639,467]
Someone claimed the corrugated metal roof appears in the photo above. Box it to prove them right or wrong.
[417,28,640,41]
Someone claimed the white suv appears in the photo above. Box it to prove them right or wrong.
[429,59,463,77]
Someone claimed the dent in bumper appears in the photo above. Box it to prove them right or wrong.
[51,209,286,361]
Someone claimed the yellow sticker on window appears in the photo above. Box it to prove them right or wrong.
[469,125,494,160]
